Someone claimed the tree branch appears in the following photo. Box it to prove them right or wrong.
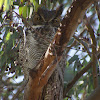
[73,35,91,57]
[64,52,100,97]
[12,80,28,100]
[84,15,98,88]
[85,86,100,100]
[95,2,100,21]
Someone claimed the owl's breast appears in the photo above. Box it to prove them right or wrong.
[19,26,56,80]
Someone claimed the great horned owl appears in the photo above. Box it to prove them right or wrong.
[19,5,63,80]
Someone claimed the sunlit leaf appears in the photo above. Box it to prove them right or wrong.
[30,0,39,11]
[3,0,9,11]
[19,6,23,16]
[23,5,27,17]
[6,32,11,41]
[30,0,33,3]
[0,51,4,56]
[66,61,69,67]
[21,0,23,3]
[10,0,14,5]
[19,5,29,17]
[0,0,4,9]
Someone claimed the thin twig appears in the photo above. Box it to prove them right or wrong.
[95,2,100,21]
[73,35,91,57]
[84,15,98,88]
[64,52,100,97]
[11,80,28,100]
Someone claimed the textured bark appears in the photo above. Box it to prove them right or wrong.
[41,52,66,100]
[85,86,100,100]
[24,0,96,100]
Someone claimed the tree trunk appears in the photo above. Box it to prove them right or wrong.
[41,53,66,100]
[85,86,100,100]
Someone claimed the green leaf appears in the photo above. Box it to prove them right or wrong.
[68,55,79,64]
[30,0,33,3]
[21,0,23,3]
[19,5,29,18]
[23,5,27,18]
[30,0,39,11]
[67,38,74,46]
[10,0,14,5]
[0,0,4,9]
[6,32,11,41]
[97,23,100,33]
[3,0,9,11]
[66,61,69,67]
[19,6,23,16]
[0,51,4,56]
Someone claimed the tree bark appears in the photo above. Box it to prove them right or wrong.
[41,52,66,100]
[85,86,100,100]
[24,0,96,100]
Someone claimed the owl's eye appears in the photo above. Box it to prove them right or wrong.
[52,18,61,27]
[36,16,40,20]
[53,17,61,23]
[33,14,41,21]
[54,19,58,23]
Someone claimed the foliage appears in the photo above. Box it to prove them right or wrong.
[0,0,100,100]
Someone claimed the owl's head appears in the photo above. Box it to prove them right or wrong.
[30,5,63,27]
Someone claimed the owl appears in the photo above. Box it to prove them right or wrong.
[19,5,63,80]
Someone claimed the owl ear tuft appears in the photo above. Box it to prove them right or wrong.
[37,7,43,15]
[56,4,63,17]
